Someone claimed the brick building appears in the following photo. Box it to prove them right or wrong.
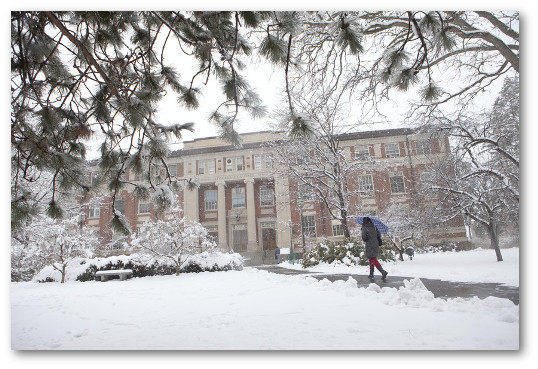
[84,128,467,263]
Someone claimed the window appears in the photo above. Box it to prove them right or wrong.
[415,140,431,155]
[355,145,371,160]
[226,158,233,172]
[260,185,274,206]
[236,157,243,171]
[332,223,344,237]
[89,205,100,218]
[206,225,218,243]
[204,190,218,210]
[138,202,150,214]
[198,161,205,175]
[232,187,245,208]
[253,155,272,170]
[298,183,313,201]
[114,199,125,215]
[232,224,248,252]
[254,155,262,170]
[89,172,98,185]
[168,164,177,177]
[389,172,406,194]
[207,160,215,174]
[301,215,316,237]
[385,143,400,158]
[358,175,374,197]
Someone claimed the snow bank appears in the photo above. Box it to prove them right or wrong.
[281,247,520,287]
[297,274,519,324]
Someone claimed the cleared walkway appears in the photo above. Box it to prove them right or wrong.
[253,265,519,305]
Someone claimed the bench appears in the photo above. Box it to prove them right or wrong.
[95,269,133,282]
[287,253,302,264]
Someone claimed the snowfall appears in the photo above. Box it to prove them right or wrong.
[9,247,526,355]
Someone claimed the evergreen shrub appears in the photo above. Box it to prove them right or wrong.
[302,237,395,268]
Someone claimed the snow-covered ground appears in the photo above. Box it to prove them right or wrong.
[282,247,520,286]
[11,248,519,352]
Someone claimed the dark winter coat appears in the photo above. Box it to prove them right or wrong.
[275,247,280,259]
[362,222,382,258]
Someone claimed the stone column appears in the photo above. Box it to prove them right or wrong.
[216,181,228,251]
[183,186,199,222]
[275,175,291,251]
[244,178,258,251]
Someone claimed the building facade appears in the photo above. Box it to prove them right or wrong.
[84,128,467,264]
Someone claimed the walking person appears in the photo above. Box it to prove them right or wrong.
[361,217,388,282]
[275,246,280,264]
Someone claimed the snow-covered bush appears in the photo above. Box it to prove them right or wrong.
[130,208,217,275]
[32,251,244,282]
[11,215,99,282]
[302,237,395,268]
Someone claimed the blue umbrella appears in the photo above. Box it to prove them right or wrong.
[356,216,389,234]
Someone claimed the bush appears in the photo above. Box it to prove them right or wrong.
[33,252,243,282]
[302,237,395,268]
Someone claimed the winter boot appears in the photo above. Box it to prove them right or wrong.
[368,269,375,282]
[377,266,388,281]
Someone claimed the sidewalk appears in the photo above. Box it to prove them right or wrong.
[253,265,519,305]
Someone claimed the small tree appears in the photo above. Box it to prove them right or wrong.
[12,215,99,282]
[130,209,216,275]
[382,198,447,260]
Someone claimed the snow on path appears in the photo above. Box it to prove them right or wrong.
[11,266,518,350]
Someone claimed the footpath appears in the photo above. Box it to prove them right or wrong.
[253,265,520,305]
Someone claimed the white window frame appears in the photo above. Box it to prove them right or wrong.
[254,155,262,170]
[226,158,233,172]
[232,187,245,208]
[332,223,344,237]
[358,174,375,197]
[89,205,100,218]
[207,160,215,174]
[355,145,371,160]
[301,215,316,237]
[389,172,406,194]
[89,172,97,185]
[260,185,274,207]
[168,163,178,177]
[204,189,218,211]
[236,157,243,171]
[385,143,401,158]
[265,157,273,169]
[415,140,431,155]
[138,201,151,214]
[198,161,205,175]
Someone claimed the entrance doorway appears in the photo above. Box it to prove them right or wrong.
[261,222,276,251]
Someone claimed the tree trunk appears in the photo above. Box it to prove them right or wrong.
[176,257,181,275]
[341,211,351,238]
[338,193,351,238]
[389,237,404,261]
[488,223,503,262]
[61,264,66,283]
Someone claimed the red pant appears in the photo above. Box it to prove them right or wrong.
[369,257,381,269]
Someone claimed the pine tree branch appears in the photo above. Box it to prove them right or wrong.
[43,11,122,100]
